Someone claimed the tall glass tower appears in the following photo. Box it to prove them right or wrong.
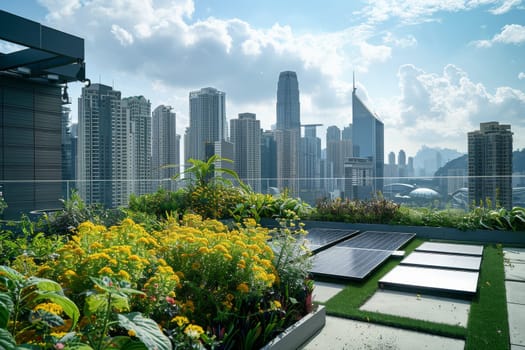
[351,80,384,196]
[186,87,226,164]
[275,71,301,195]
[277,71,300,130]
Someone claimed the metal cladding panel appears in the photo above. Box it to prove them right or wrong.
[416,242,483,256]
[379,265,479,296]
[338,231,415,251]
[311,247,392,280]
[301,228,359,253]
[400,252,482,271]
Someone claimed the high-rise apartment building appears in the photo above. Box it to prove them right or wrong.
[468,121,513,209]
[352,81,384,196]
[185,87,226,164]
[261,130,277,193]
[276,71,301,195]
[78,84,127,207]
[152,105,180,190]
[122,96,151,196]
[300,124,322,203]
[230,113,261,192]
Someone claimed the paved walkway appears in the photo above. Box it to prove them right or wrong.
[302,247,525,350]
[504,248,525,349]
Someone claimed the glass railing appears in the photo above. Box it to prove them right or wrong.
[1,175,525,220]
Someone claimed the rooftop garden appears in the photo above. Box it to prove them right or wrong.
[0,158,522,349]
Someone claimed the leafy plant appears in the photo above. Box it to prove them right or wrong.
[0,265,80,348]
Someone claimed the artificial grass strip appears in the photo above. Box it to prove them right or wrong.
[465,244,510,350]
[323,238,467,339]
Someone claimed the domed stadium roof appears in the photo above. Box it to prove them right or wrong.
[409,188,440,199]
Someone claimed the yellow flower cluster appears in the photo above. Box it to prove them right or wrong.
[34,302,63,315]
[184,324,204,339]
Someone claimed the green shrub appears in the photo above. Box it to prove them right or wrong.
[310,197,400,224]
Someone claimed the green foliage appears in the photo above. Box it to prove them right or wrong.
[0,265,80,347]
[0,216,65,266]
[231,191,313,223]
[45,190,124,235]
[128,188,185,220]
[311,197,400,224]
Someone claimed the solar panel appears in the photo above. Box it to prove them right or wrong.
[338,231,415,251]
[416,242,483,256]
[379,265,479,296]
[400,252,482,271]
[301,228,359,253]
[310,247,392,280]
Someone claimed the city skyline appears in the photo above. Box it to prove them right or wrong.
[2,1,524,156]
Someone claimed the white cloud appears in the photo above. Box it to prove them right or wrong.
[358,0,523,24]
[519,72,525,80]
[38,0,81,20]
[383,32,417,48]
[378,63,525,154]
[488,0,522,14]
[473,24,525,47]
[111,25,134,46]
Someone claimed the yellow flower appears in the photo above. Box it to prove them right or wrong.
[184,324,204,339]
[191,262,201,270]
[34,303,63,315]
[98,266,114,275]
[223,253,233,261]
[237,283,249,293]
[118,270,131,281]
[128,329,137,337]
[171,316,189,327]
[198,246,211,254]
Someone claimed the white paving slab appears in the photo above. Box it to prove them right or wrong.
[379,265,479,295]
[313,281,346,303]
[416,242,483,256]
[401,251,482,271]
[360,290,470,327]
[504,248,525,262]
[506,281,525,305]
[512,344,525,350]
[301,316,465,350]
[505,260,525,282]
[509,303,525,347]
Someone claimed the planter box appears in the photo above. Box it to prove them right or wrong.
[295,220,525,245]
[261,305,326,350]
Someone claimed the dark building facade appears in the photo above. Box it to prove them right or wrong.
[468,121,513,209]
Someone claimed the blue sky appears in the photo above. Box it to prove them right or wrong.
[2,0,525,158]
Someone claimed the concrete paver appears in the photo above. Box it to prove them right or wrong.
[360,290,470,327]
[508,302,525,346]
[504,248,525,262]
[301,316,465,350]
[506,281,525,305]
[512,344,525,350]
[313,281,346,303]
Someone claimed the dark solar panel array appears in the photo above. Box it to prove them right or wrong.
[301,228,359,253]
[311,247,392,280]
[309,231,415,280]
[338,231,415,251]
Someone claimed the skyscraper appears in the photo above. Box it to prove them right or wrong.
[352,80,384,196]
[230,113,261,192]
[261,130,277,193]
[468,121,513,209]
[152,105,180,190]
[78,84,127,207]
[276,71,300,130]
[186,87,226,164]
[122,96,151,196]
[398,149,407,177]
[276,71,301,194]
[300,124,322,202]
